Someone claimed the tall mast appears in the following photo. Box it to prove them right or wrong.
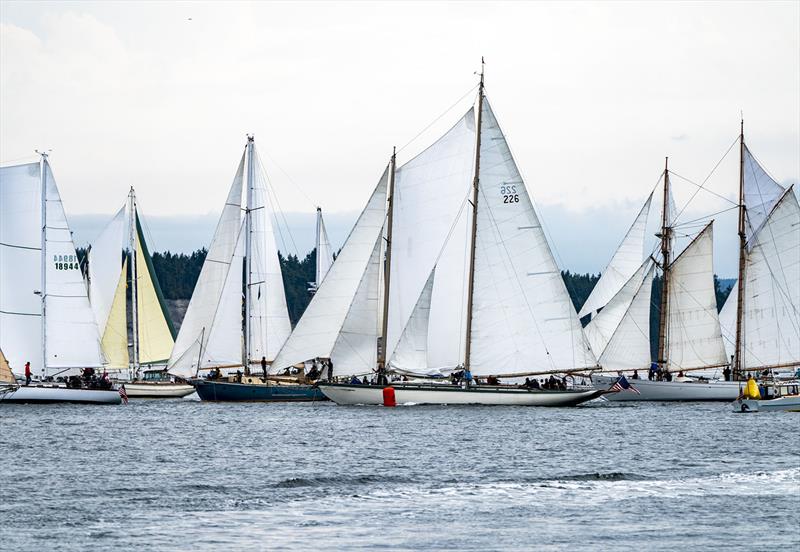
[657,157,672,372]
[464,58,485,371]
[378,147,396,368]
[244,135,254,373]
[129,186,140,377]
[733,120,746,380]
[315,206,322,287]
[39,152,48,378]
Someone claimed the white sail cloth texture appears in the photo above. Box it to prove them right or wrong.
[270,168,389,373]
[247,152,292,363]
[584,260,651,361]
[469,98,596,376]
[316,210,333,287]
[0,163,44,376]
[743,146,786,243]
[665,223,727,371]
[387,109,476,371]
[168,153,245,377]
[389,268,436,375]
[596,263,654,372]
[738,188,799,369]
[328,231,384,377]
[578,193,652,318]
[88,206,126,335]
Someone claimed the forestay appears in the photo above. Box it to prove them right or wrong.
[168,154,245,377]
[387,109,476,370]
[469,98,596,376]
[270,168,389,372]
[665,223,727,371]
[578,193,652,318]
[316,209,333,287]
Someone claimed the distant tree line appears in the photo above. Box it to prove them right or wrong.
[78,247,735,360]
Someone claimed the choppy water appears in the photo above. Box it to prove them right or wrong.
[1,398,798,551]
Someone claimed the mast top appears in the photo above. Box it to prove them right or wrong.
[478,57,485,91]
[247,134,254,143]
[35,149,49,160]
[740,117,744,140]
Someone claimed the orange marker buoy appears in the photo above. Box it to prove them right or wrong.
[383,386,396,407]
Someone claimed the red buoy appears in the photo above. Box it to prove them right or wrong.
[382,386,396,407]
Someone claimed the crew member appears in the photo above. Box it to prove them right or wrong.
[24,361,31,385]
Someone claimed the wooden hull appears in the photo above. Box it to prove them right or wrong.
[122,382,195,398]
[318,383,605,406]
[0,384,121,404]
[593,374,741,401]
[192,380,327,402]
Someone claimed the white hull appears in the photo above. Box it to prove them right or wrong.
[0,384,121,404]
[733,396,800,413]
[121,382,195,398]
[318,383,604,406]
[593,374,741,401]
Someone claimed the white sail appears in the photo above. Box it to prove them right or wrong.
[665,223,727,371]
[388,109,476,369]
[316,208,333,287]
[247,152,291,362]
[469,98,596,376]
[168,153,245,377]
[389,267,436,375]
[584,260,650,359]
[88,206,126,334]
[719,280,737,361]
[739,187,800,369]
[43,161,105,370]
[578,193,652,318]
[743,146,786,242]
[329,231,383,377]
[597,263,654,372]
[0,162,42,377]
[270,167,389,372]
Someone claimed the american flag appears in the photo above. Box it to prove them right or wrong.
[119,384,128,405]
[610,375,640,394]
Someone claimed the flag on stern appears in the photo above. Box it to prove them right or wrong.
[119,384,129,405]
[610,375,640,394]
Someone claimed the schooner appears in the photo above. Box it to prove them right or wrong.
[0,154,120,404]
[87,188,194,398]
[273,65,606,406]
[166,136,325,401]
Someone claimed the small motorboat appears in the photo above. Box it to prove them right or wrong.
[733,377,800,413]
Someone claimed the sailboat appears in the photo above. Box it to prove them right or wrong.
[593,123,799,401]
[0,154,120,404]
[87,188,194,398]
[167,136,325,402]
[307,207,333,294]
[274,66,606,406]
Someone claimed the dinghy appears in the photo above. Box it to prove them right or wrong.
[0,155,120,404]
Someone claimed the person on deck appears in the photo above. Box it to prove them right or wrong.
[487,375,499,386]
[261,357,267,381]
[326,359,334,381]
[722,365,731,381]
[464,368,473,389]
[632,370,640,380]
[24,361,31,385]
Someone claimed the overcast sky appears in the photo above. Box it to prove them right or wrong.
[2,1,798,275]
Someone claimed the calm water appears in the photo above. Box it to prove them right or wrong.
[1,398,798,551]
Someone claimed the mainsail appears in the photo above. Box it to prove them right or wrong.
[88,206,126,334]
[468,97,596,376]
[578,193,653,319]
[388,268,436,374]
[270,167,389,373]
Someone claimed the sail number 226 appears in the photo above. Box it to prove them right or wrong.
[501,184,519,204]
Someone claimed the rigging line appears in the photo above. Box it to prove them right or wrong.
[669,170,738,206]
[672,205,739,228]
[256,149,300,257]
[671,135,739,224]
[396,84,479,156]
[257,148,317,210]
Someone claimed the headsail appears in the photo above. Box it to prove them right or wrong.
[389,267,436,375]
[578,193,652,318]
[270,167,389,372]
[168,152,245,377]
[102,257,130,370]
[88,206,126,335]
[315,207,333,289]
[665,223,727,371]
[468,98,596,376]
[0,348,14,384]
[743,146,786,242]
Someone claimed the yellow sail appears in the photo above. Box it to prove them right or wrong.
[102,258,130,370]
[0,348,15,383]
[135,219,175,364]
